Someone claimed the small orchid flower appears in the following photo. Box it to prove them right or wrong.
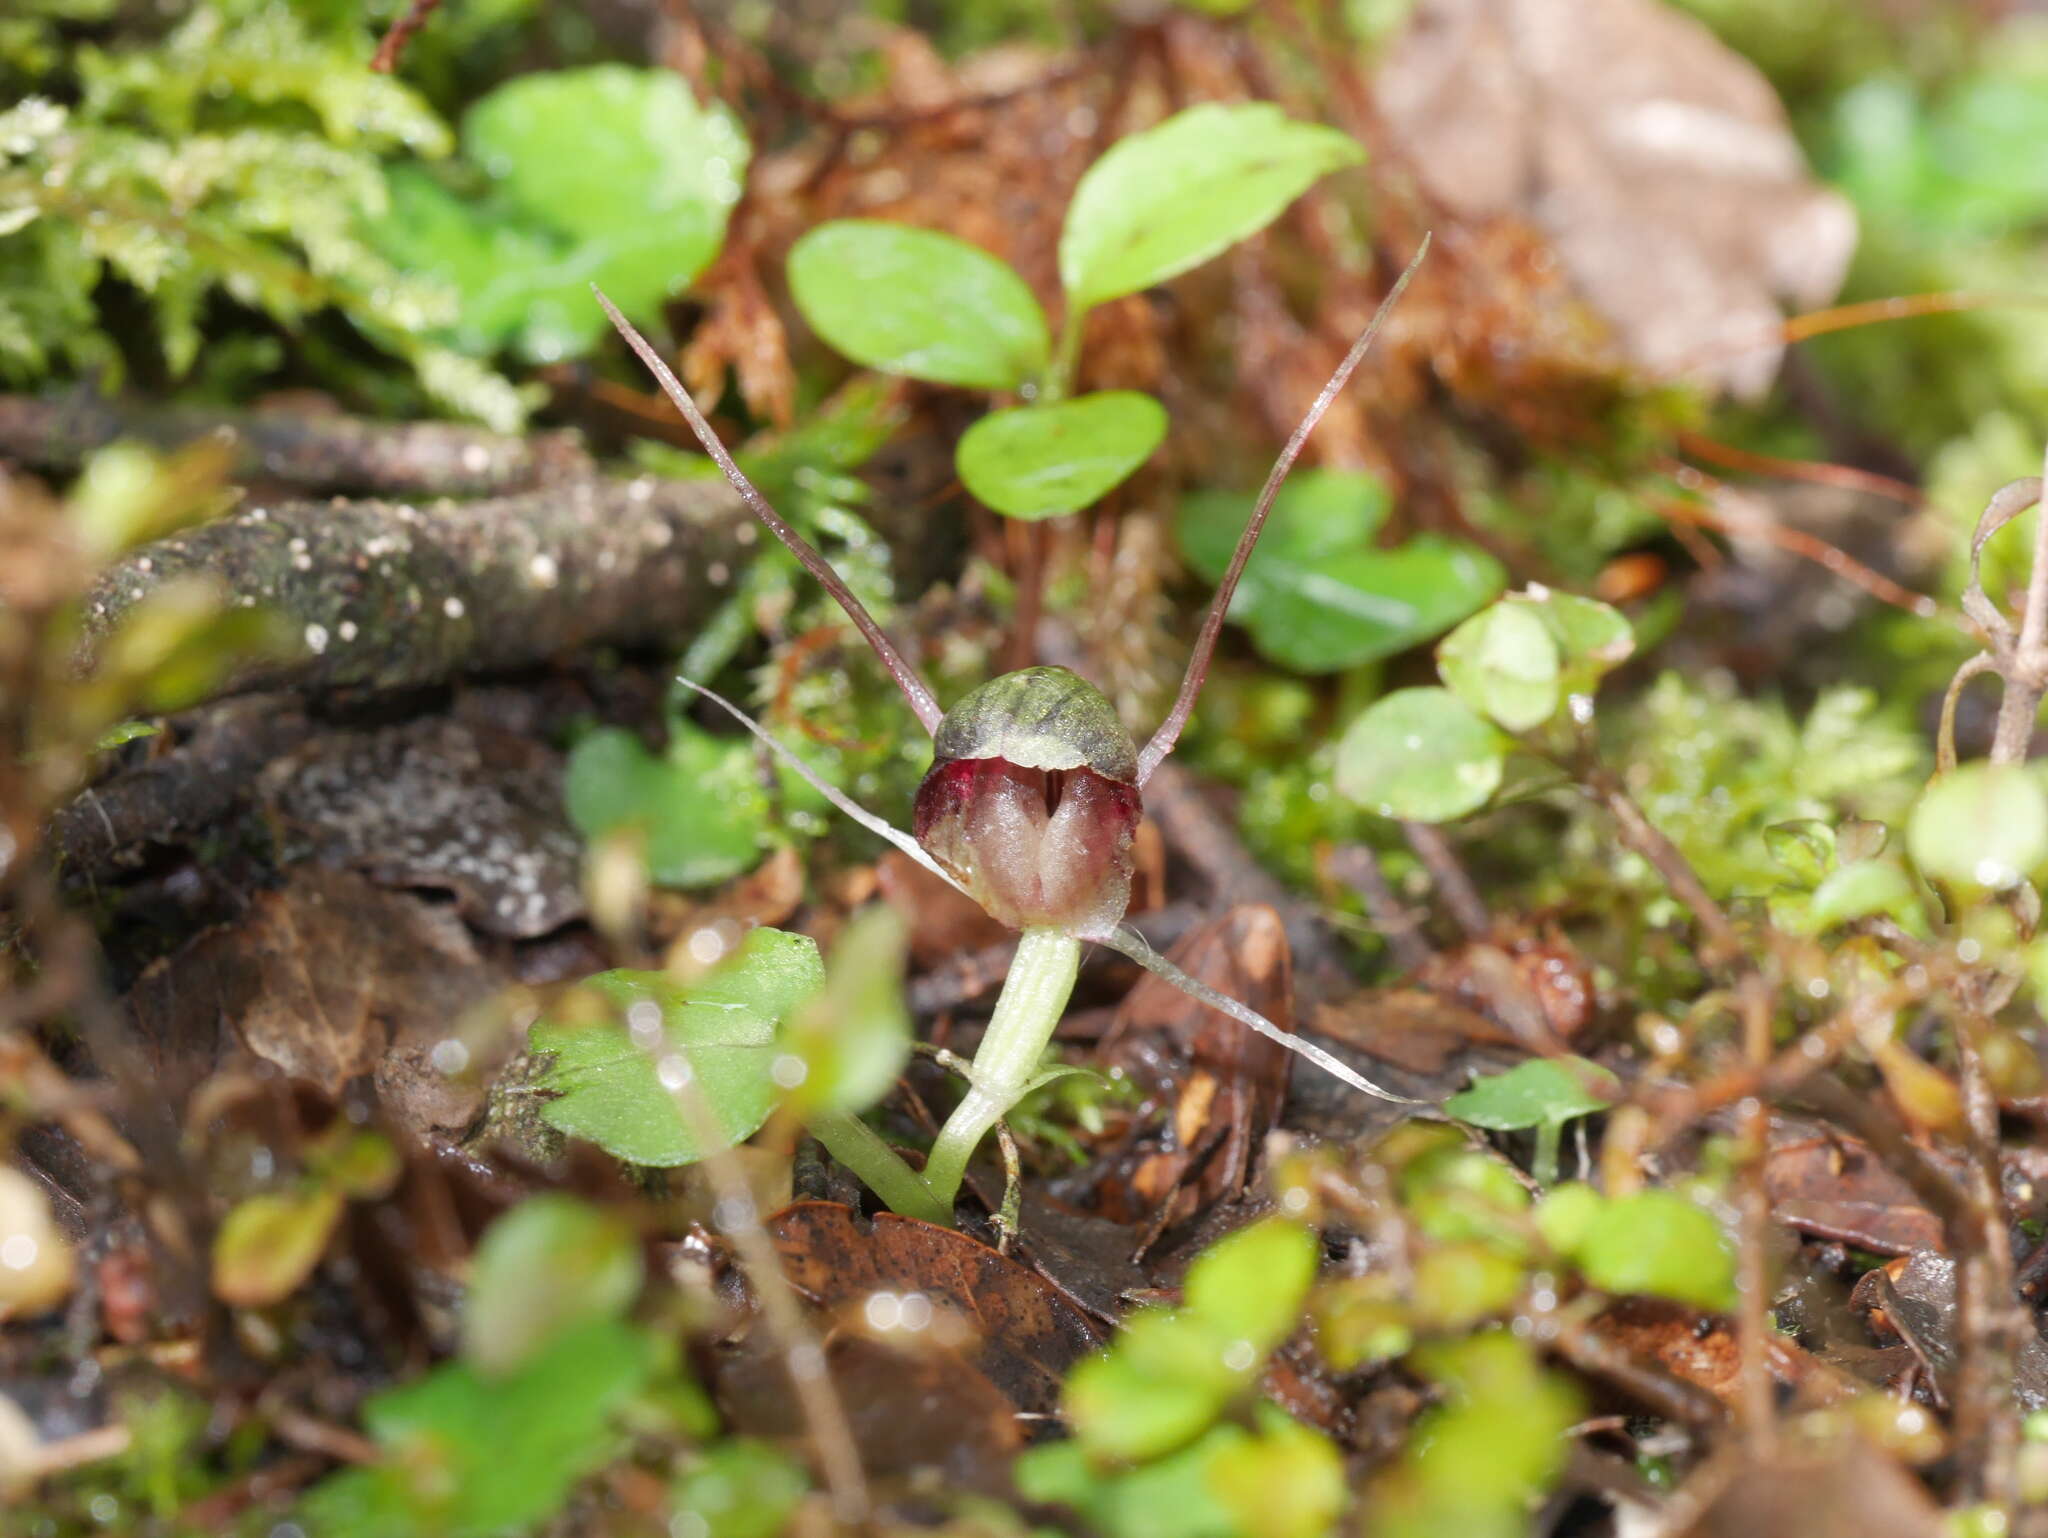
[594,239,1426,1219]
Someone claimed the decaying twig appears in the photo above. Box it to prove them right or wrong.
[0,394,585,498]
[74,477,751,699]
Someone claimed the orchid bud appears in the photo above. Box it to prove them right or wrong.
[912,667,1142,938]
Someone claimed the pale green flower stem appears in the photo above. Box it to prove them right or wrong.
[920,929,1083,1210]
[804,1107,951,1228]
[795,930,1080,1228]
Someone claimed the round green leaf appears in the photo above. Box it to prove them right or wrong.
[1528,587,1635,690]
[1444,1057,1619,1132]
[529,930,825,1167]
[461,66,749,348]
[1533,1182,1604,1258]
[673,1439,809,1538]
[1178,472,1502,672]
[301,1319,655,1536]
[788,221,1049,390]
[462,1197,643,1377]
[1334,687,1506,823]
[1182,1217,1318,1356]
[1907,763,2048,890]
[781,905,912,1115]
[1207,1409,1346,1538]
[956,392,1167,520]
[1568,1190,1737,1312]
[564,723,768,890]
[1060,104,1364,308]
[212,1188,344,1308]
[1437,602,1562,731]
[1807,860,1920,930]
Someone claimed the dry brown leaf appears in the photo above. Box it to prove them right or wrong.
[765,1200,1100,1415]
[1765,1117,1946,1257]
[1672,1437,1946,1538]
[1377,0,1856,396]
[1310,989,1518,1076]
[128,868,504,1132]
[1093,905,1293,1230]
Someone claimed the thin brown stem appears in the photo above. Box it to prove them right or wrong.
[369,0,443,73]
[595,288,943,736]
[1400,822,1489,940]
[1938,652,1999,772]
[1661,289,2048,383]
[1585,769,1741,963]
[1136,236,1429,785]
[1325,844,1432,971]
[1734,977,1775,1452]
[1951,1009,2021,1507]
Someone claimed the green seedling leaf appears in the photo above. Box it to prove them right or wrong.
[93,720,162,752]
[297,1318,654,1538]
[1181,1217,1320,1357]
[1907,763,2048,890]
[1334,687,1507,823]
[1180,471,1504,672]
[83,579,288,727]
[565,722,768,890]
[1532,1181,1604,1258]
[66,440,232,559]
[1527,587,1635,694]
[311,1129,402,1201]
[1066,1308,1244,1463]
[956,391,1167,520]
[1542,1186,1737,1312]
[788,220,1049,390]
[466,66,746,326]
[1060,103,1363,309]
[211,1187,343,1308]
[367,166,588,363]
[461,1196,643,1377]
[780,905,912,1116]
[1065,1218,1319,1463]
[1312,1274,1413,1371]
[1444,1057,1619,1132]
[530,930,825,1167]
[1805,859,1921,932]
[672,1438,809,1538]
[1017,1427,1244,1538]
[1206,1405,1348,1538]
[1410,1243,1529,1333]
[1436,601,1561,731]
[1763,818,1837,887]
[1398,1146,1532,1251]
[368,67,747,362]
[1374,1333,1581,1538]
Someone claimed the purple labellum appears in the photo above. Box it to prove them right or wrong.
[913,667,1142,937]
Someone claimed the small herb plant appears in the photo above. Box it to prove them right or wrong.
[785,102,1362,518]
[583,213,1432,1223]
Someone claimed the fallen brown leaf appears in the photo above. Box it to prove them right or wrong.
[128,867,505,1133]
[1376,0,1856,396]
[765,1200,1100,1416]
[1093,905,1293,1233]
